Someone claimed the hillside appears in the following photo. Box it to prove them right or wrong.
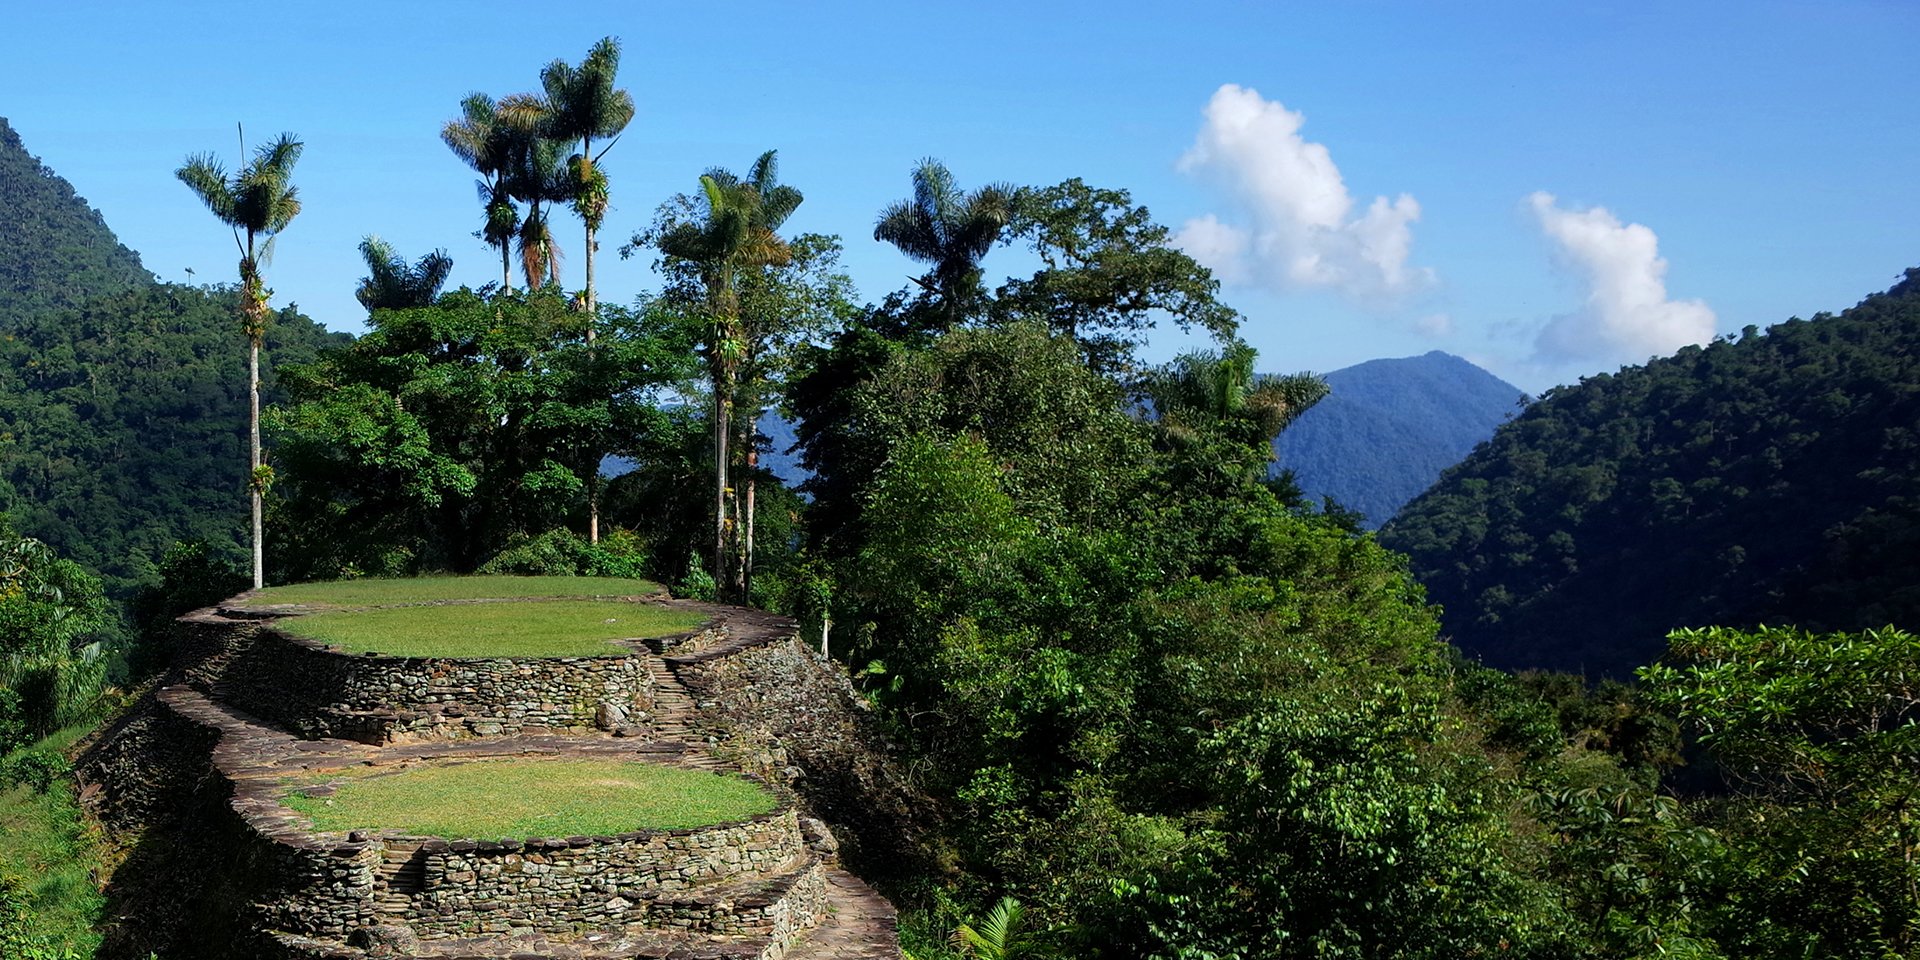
[1270,351,1525,527]
[1382,269,1920,676]
[0,117,151,320]
[0,119,347,595]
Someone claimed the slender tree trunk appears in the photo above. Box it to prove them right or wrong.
[588,473,600,545]
[502,241,512,293]
[249,336,263,590]
[583,136,597,334]
[742,448,758,604]
[712,387,730,600]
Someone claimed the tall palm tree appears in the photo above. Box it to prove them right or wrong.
[1145,340,1328,448]
[355,236,453,311]
[874,158,1014,329]
[656,150,801,600]
[176,129,303,589]
[442,93,519,293]
[498,93,570,290]
[542,36,635,330]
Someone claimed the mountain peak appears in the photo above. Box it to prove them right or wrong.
[1271,353,1526,528]
[0,115,151,322]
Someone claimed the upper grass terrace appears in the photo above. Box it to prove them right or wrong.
[241,575,666,609]
[240,576,708,659]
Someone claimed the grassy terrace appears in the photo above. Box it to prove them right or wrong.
[274,599,708,658]
[244,575,664,608]
[285,759,776,838]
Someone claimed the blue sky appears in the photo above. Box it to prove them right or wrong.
[3,0,1915,392]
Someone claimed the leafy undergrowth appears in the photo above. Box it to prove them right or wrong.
[275,599,708,658]
[0,726,104,959]
[244,575,665,608]
[284,758,777,839]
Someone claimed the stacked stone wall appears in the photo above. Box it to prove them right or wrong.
[670,634,930,885]
[181,614,709,742]
[404,811,810,937]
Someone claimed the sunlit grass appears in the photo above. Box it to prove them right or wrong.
[0,726,104,956]
[245,575,664,608]
[274,600,707,658]
[284,759,777,839]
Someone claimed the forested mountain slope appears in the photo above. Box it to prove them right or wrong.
[1382,269,1920,676]
[0,117,151,320]
[0,285,346,595]
[1272,351,1525,527]
[0,119,347,595]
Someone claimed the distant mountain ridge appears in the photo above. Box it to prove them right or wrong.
[1271,351,1526,527]
[0,116,151,321]
[0,118,346,594]
[1382,270,1920,677]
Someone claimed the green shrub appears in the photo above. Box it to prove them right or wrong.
[0,750,66,792]
[477,528,650,580]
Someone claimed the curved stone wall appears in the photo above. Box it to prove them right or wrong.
[180,605,724,744]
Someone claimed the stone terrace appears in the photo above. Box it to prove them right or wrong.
[88,585,900,960]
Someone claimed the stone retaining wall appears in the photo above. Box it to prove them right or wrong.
[669,633,929,885]
[182,612,720,743]
[404,810,807,938]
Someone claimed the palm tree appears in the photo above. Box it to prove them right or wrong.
[656,150,801,600]
[355,236,453,311]
[176,129,303,589]
[1144,340,1328,449]
[874,158,1014,329]
[442,93,519,293]
[542,36,635,330]
[498,93,570,290]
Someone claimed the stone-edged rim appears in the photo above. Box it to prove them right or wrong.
[156,684,799,858]
[278,756,795,854]
[228,595,721,664]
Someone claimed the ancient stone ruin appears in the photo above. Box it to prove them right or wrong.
[77,583,903,959]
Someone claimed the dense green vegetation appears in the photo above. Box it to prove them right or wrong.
[276,598,705,657]
[0,727,105,960]
[1385,271,1920,676]
[1273,350,1526,527]
[285,759,775,838]
[0,280,346,598]
[0,118,150,321]
[4,41,1917,960]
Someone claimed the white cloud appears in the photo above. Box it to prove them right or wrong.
[1174,84,1430,299]
[1528,191,1715,364]
[1413,312,1453,337]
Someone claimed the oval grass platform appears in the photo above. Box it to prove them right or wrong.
[273,600,709,658]
[243,575,666,609]
[284,758,777,839]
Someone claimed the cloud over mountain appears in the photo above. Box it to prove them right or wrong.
[1528,191,1715,364]
[1175,84,1428,300]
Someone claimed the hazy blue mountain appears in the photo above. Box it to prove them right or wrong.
[602,409,806,484]
[1271,351,1527,527]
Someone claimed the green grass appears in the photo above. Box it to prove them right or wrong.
[284,759,777,839]
[274,600,708,658]
[0,727,104,958]
[244,575,664,608]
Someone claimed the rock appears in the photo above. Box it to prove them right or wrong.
[595,702,628,731]
[348,923,419,957]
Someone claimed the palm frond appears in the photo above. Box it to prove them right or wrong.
[950,897,1025,960]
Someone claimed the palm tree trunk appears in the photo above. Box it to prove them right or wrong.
[742,458,757,604]
[712,388,730,600]
[587,473,600,544]
[249,337,263,590]
[502,241,512,293]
